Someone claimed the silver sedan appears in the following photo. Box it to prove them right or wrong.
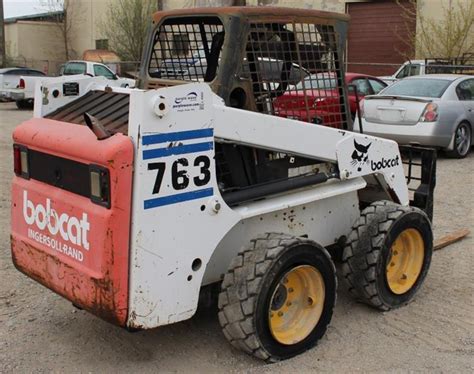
[354,75,474,158]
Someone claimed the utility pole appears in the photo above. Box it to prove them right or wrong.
[0,0,5,68]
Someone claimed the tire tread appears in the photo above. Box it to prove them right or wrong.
[218,233,336,362]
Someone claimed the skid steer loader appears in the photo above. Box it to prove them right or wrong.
[10,7,436,361]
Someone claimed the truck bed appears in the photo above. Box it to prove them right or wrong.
[45,90,130,135]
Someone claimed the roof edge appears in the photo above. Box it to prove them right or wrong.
[152,6,350,23]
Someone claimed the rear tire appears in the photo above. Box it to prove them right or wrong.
[445,122,471,158]
[16,99,33,110]
[218,233,336,362]
[342,201,433,311]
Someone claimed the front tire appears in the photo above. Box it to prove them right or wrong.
[342,201,433,311]
[218,233,336,362]
[446,122,471,158]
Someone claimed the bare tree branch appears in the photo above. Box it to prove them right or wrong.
[41,0,80,60]
[396,0,474,60]
[101,0,157,62]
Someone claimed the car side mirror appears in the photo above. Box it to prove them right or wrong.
[113,74,119,80]
[347,84,356,94]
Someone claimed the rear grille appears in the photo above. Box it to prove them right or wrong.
[29,149,90,198]
[46,91,130,135]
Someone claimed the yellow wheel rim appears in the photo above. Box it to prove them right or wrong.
[268,265,325,345]
[386,228,425,295]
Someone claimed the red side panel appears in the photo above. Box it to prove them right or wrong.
[11,118,133,326]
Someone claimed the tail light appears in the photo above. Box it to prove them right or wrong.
[89,165,111,208]
[18,78,25,89]
[420,103,438,122]
[13,144,29,178]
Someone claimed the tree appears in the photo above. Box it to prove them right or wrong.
[41,0,80,60]
[397,0,474,61]
[101,0,158,62]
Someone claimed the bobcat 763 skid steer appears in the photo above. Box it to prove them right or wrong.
[10,7,436,361]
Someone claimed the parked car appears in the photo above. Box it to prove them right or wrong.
[60,61,136,87]
[355,75,474,158]
[273,72,387,127]
[5,61,136,110]
[379,58,474,85]
[0,67,46,104]
[151,49,208,79]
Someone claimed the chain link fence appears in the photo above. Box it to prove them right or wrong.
[9,58,65,76]
[347,60,474,78]
[8,58,473,82]
[7,58,141,78]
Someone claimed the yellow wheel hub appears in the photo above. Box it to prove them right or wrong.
[386,228,425,295]
[268,265,325,345]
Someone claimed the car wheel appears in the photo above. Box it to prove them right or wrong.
[446,122,471,158]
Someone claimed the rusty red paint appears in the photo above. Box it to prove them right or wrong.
[152,6,350,24]
[11,118,133,326]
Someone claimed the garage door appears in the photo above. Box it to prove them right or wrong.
[347,0,416,76]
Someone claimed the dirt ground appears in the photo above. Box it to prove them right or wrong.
[0,102,472,373]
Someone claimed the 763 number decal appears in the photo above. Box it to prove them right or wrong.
[148,155,211,195]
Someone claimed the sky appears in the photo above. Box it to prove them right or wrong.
[4,0,49,19]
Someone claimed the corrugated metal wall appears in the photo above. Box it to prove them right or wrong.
[346,0,416,76]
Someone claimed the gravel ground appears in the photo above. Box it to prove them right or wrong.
[0,102,473,373]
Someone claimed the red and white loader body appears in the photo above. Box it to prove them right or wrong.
[11,79,408,328]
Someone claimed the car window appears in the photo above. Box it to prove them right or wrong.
[63,62,87,75]
[352,78,372,96]
[368,78,387,94]
[396,64,420,79]
[25,70,46,77]
[5,69,25,76]
[456,79,474,101]
[295,73,336,90]
[93,64,115,79]
[382,78,452,98]
[408,64,420,76]
[395,65,409,79]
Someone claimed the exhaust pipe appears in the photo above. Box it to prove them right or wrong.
[84,112,110,140]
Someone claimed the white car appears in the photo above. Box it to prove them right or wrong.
[378,59,474,85]
[355,75,474,158]
[61,61,136,88]
[4,61,136,109]
[0,67,46,105]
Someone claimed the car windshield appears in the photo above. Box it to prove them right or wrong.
[63,62,86,75]
[381,78,452,98]
[295,74,337,90]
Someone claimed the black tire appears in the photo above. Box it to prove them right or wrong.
[218,233,337,362]
[342,201,433,311]
[445,122,471,158]
[16,99,33,110]
[16,100,27,110]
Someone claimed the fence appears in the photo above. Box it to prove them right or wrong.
[7,57,473,82]
[9,58,65,76]
[346,60,474,77]
[8,58,141,79]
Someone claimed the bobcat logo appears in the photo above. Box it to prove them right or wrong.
[351,140,371,172]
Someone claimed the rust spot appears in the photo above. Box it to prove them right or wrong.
[11,236,127,327]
